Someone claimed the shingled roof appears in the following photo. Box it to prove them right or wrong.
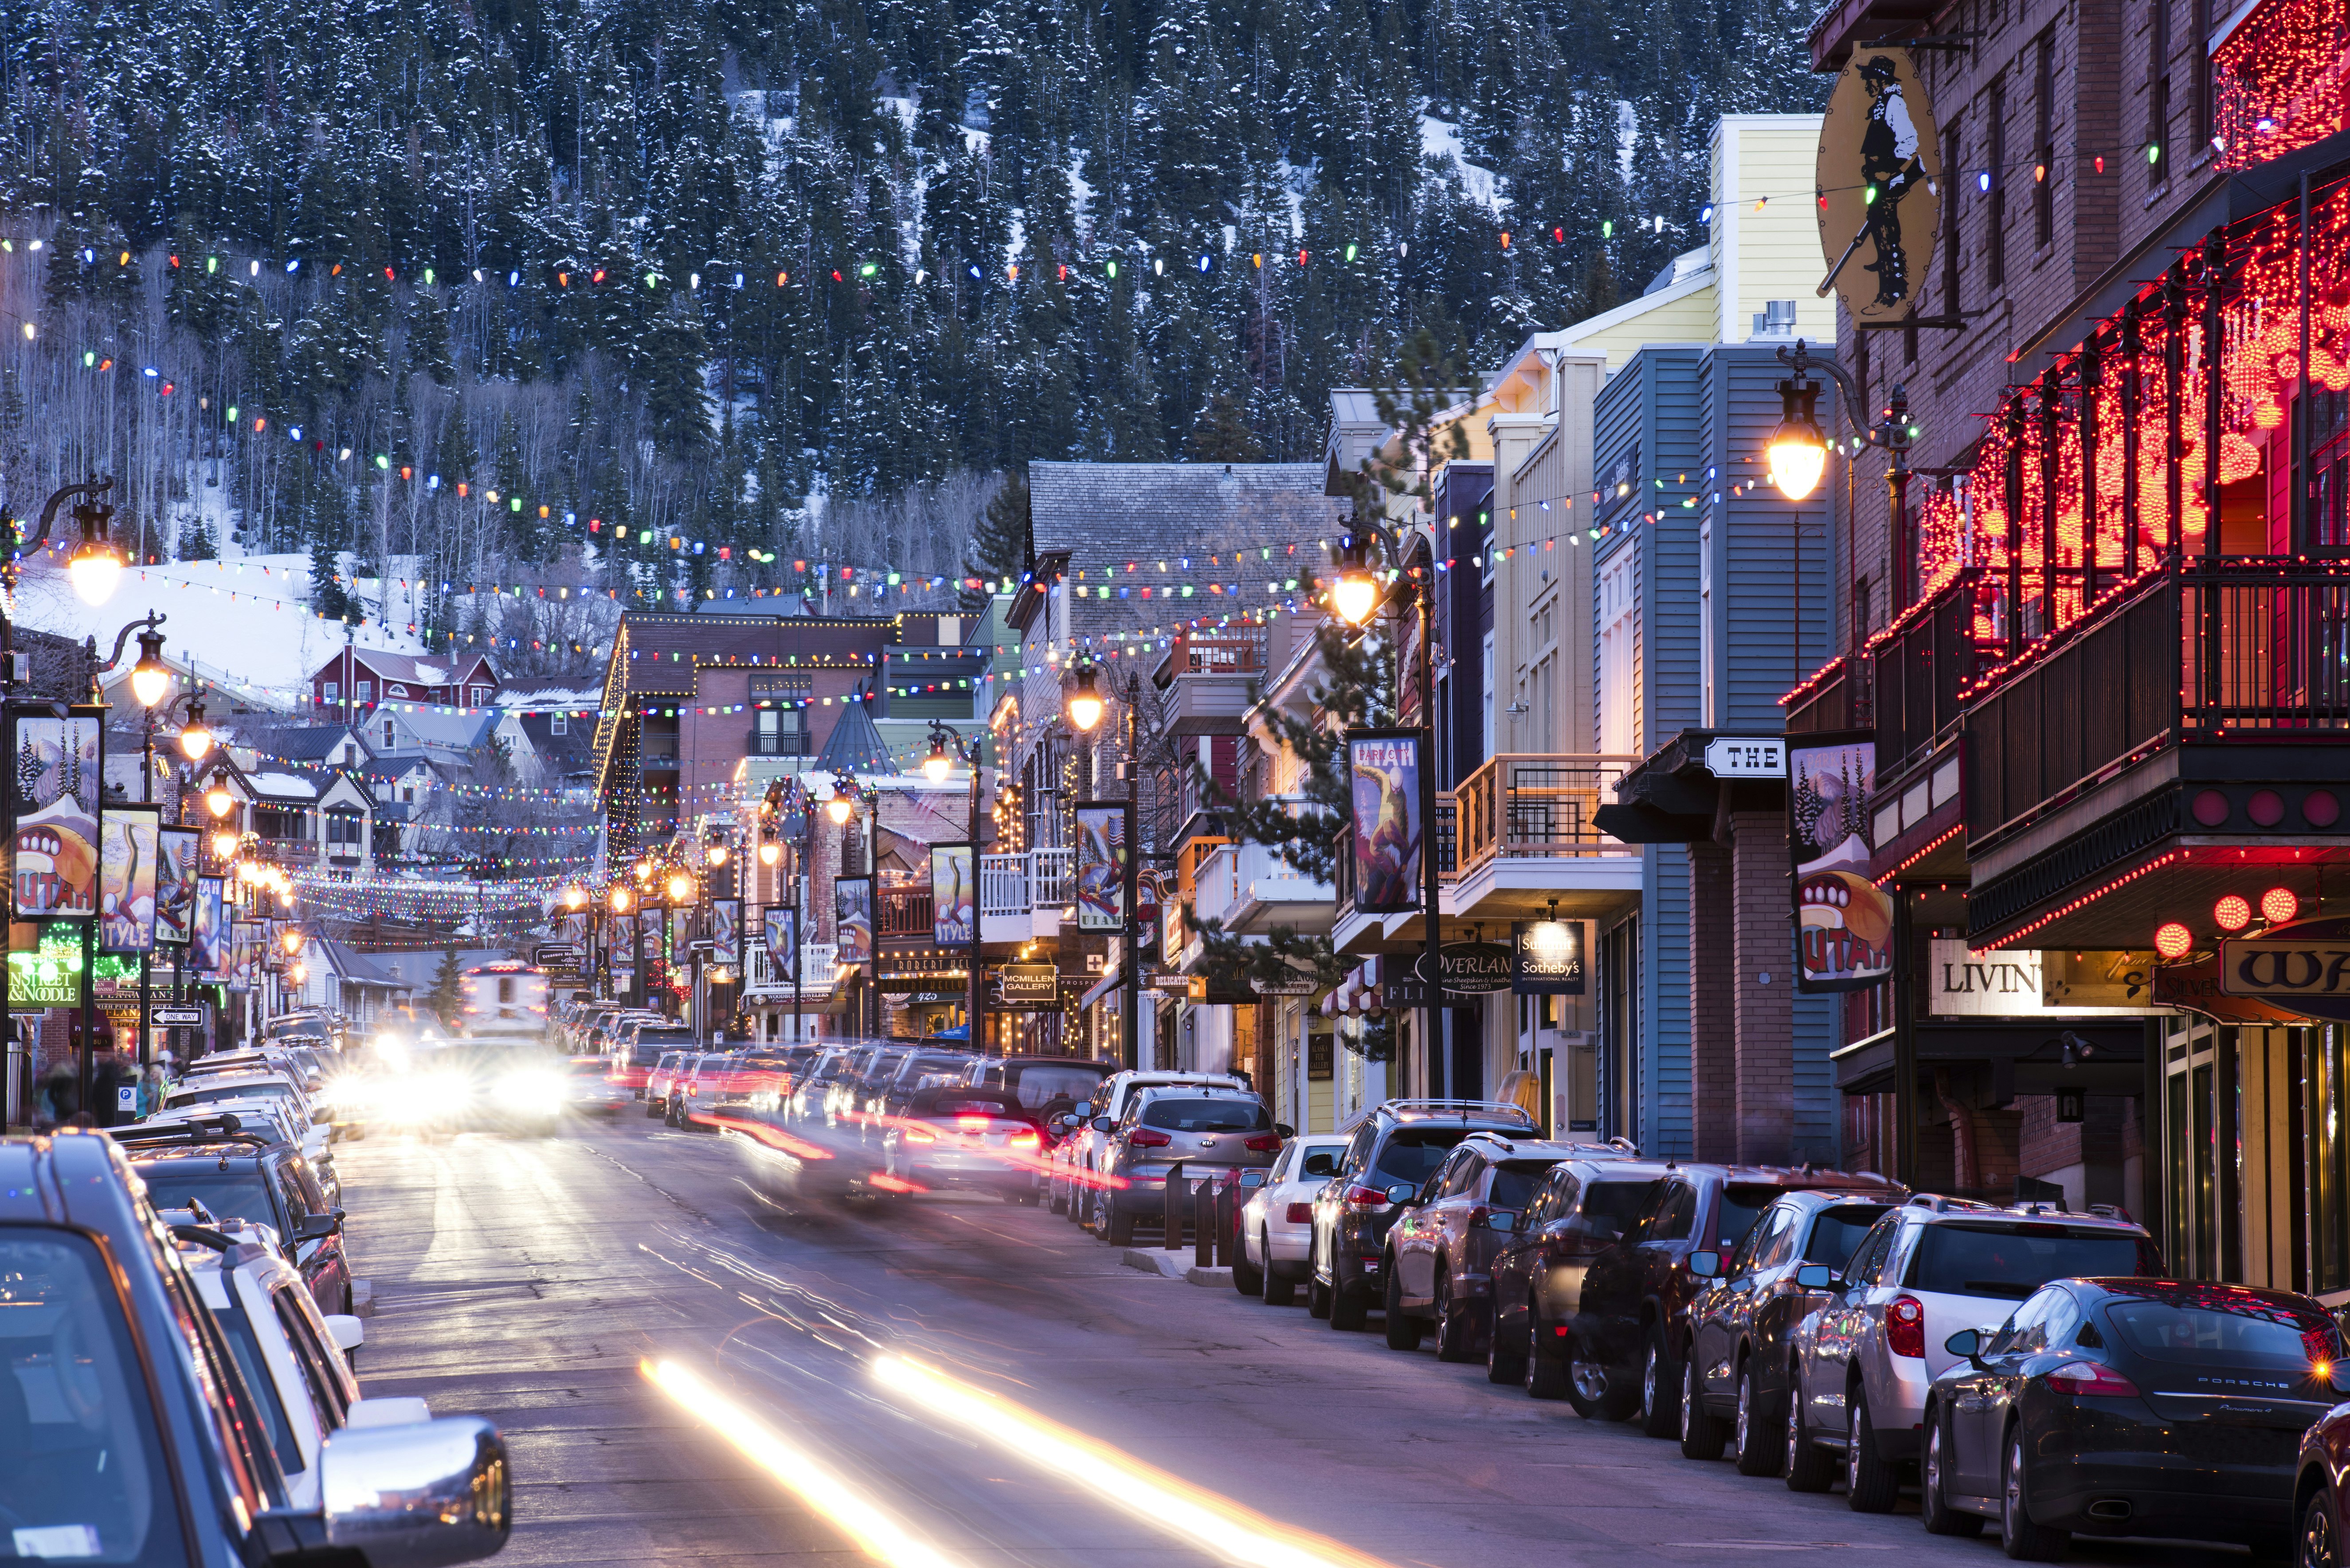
[814,687,898,775]
[1023,462,1346,645]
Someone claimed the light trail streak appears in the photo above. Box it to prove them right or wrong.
[870,1354,1398,1568]
[642,1358,969,1568]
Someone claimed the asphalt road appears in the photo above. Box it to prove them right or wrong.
[333,1117,2261,1568]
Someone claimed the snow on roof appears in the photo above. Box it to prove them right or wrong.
[248,771,319,799]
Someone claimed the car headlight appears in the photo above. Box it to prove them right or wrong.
[497,1071,568,1113]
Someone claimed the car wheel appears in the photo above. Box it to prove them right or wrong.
[1105,1207,1136,1247]
[1487,1300,1528,1384]
[1433,1265,1478,1363]
[1049,1187,1068,1216]
[1383,1263,1422,1350]
[1307,1270,1332,1319]
[2298,1488,2337,1568]
[1999,1427,2068,1560]
[1922,1414,1985,1536]
[645,1099,662,1118]
[1782,1372,1835,1492]
[1638,1322,1681,1438]
[1845,1396,1900,1514]
[1524,1299,1566,1400]
[1733,1358,1783,1477]
[1232,1236,1264,1297]
[1261,1234,1296,1306]
[1679,1353,1726,1459]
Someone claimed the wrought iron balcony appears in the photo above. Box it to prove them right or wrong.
[1453,755,1640,877]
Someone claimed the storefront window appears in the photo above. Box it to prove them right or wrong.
[2314,1024,2350,1293]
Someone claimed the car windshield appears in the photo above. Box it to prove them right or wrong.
[1489,1161,1559,1211]
[1805,1204,1892,1267]
[135,1169,280,1230]
[895,1055,968,1086]
[625,1044,666,1067]
[1373,1129,1477,1183]
[1140,1098,1267,1132]
[168,1081,295,1107]
[1005,1064,1111,1109]
[2105,1289,2344,1370]
[0,1228,185,1564]
[1907,1224,2156,1299]
[1716,1185,1782,1248]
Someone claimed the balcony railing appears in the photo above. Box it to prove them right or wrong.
[1167,632,1262,676]
[746,727,809,757]
[979,848,1074,916]
[1454,755,1639,876]
[877,886,933,938]
[1192,841,1333,931]
[746,941,836,992]
[1964,560,2350,843]
[1870,569,2004,775]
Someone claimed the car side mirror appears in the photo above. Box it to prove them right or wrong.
[1793,1263,1836,1290]
[312,1107,331,1125]
[1945,1327,1992,1370]
[1385,1182,1417,1205]
[1688,1250,1721,1279]
[294,1213,341,1242]
[314,1415,512,1566]
[1091,1116,1113,1132]
[1482,1209,1519,1234]
[324,1314,365,1353]
[1274,1123,1294,1139]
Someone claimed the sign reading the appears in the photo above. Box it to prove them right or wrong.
[1702,737,1786,778]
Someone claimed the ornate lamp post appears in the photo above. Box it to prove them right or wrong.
[924,721,987,1054]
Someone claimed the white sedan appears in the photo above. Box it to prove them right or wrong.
[1238,1134,1348,1304]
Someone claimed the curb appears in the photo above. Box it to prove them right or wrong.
[1120,1248,1190,1279]
[1183,1265,1234,1288]
[349,1279,376,1318]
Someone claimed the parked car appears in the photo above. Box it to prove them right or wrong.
[1239,1133,1349,1305]
[117,1115,353,1317]
[672,1052,736,1127]
[1061,1070,1249,1224]
[166,1211,370,1509]
[0,1130,511,1568]
[789,1048,857,1123]
[1092,1085,1286,1244]
[1679,1188,1900,1471]
[877,1049,980,1126]
[1785,1196,2163,1510]
[645,1049,694,1120]
[1308,1099,1538,1332]
[967,1054,1118,1116]
[1383,1133,1640,1360]
[1930,1278,2337,1559]
[611,1022,695,1097]
[881,1085,1046,1200]
[1489,1155,1675,1403]
[1572,1163,1902,1440]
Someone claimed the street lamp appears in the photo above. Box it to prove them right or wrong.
[1063,660,1105,733]
[562,883,588,911]
[925,719,988,1055]
[665,867,695,903]
[607,883,633,913]
[176,693,212,762]
[127,625,171,708]
[825,785,857,826]
[1329,532,1384,628]
[1770,338,1919,609]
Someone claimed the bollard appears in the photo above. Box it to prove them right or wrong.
[1194,1177,1215,1268]
[1164,1162,1187,1250]
[1216,1177,1237,1268]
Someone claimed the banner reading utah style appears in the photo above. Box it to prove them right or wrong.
[834,876,873,965]
[763,906,796,980]
[13,712,102,919]
[154,827,199,946]
[98,808,160,955]
[1789,731,1895,991]
[1347,730,1424,913]
[1074,805,1128,931]
[190,876,226,978]
[711,899,741,966]
[930,845,974,944]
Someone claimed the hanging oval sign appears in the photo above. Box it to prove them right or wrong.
[1816,47,1943,324]
[2218,915,2350,1022]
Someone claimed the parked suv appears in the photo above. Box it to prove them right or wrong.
[116,1115,353,1318]
[1572,1163,1900,1439]
[1488,1155,1675,1402]
[1680,1187,1901,1472]
[1093,1085,1285,1245]
[0,1130,511,1568]
[645,1049,693,1119]
[1307,1099,1537,1331]
[1060,1070,1248,1224]
[1784,1195,2162,1509]
[1383,1133,1639,1360]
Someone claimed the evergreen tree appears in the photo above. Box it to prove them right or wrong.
[961,470,1030,611]
[310,539,361,623]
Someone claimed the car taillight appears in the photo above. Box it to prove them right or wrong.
[1128,1128,1173,1148]
[1886,1295,1926,1359]
[1243,1134,1281,1152]
[1344,1184,1390,1208]
[1008,1129,1040,1146]
[904,1128,937,1143]
[2045,1360,2140,1397]
[1286,1202,1312,1224]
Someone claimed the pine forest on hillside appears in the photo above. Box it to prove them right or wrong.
[0,0,1824,643]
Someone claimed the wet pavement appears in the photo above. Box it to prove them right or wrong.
[333,1117,2265,1568]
